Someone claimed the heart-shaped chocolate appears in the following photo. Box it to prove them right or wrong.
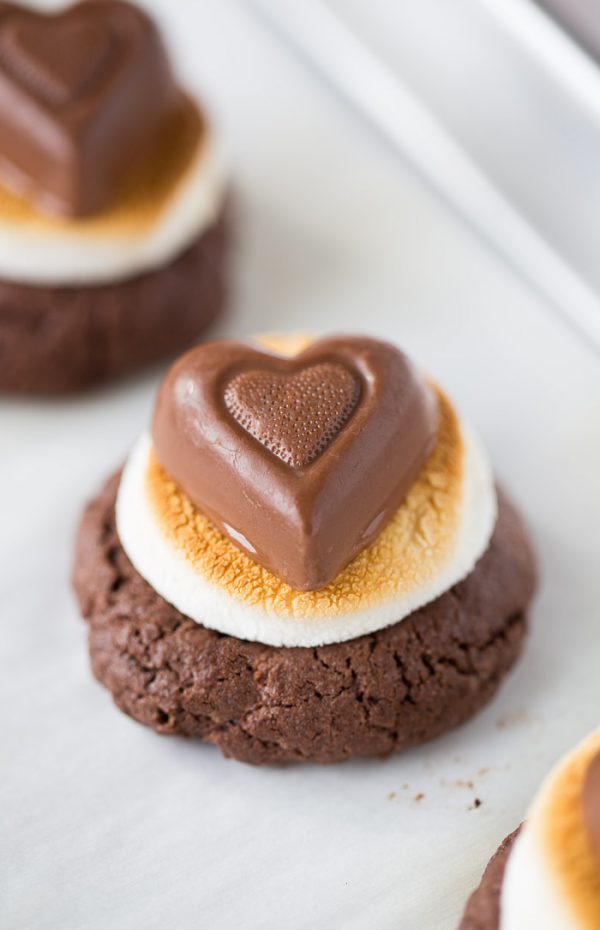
[0,0,179,216]
[152,336,438,592]
[583,751,600,866]
[224,362,361,468]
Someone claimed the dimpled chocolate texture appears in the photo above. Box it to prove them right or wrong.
[583,751,600,864]
[224,362,361,468]
[0,0,179,216]
[152,335,439,591]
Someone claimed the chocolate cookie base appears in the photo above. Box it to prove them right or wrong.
[458,828,521,930]
[0,206,230,395]
[73,475,536,765]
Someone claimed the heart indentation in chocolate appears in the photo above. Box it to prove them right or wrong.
[0,15,115,106]
[152,336,438,591]
[583,751,600,865]
[224,363,360,469]
[0,0,179,216]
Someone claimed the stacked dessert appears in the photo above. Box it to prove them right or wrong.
[459,729,600,929]
[73,333,536,763]
[0,0,230,393]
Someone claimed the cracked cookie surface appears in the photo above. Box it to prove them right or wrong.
[73,474,536,764]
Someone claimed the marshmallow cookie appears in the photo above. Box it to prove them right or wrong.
[73,333,536,764]
[0,0,230,394]
[458,730,600,930]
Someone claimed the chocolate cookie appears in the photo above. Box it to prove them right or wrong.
[0,205,230,395]
[458,829,521,930]
[73,473,536,765]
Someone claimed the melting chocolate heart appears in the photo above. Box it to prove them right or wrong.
[224,363,361,469]
[152,336,438,592]
[583,751,600,866]
[0,0,179,216]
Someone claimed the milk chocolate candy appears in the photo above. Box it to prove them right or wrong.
[0,0,179,216]
[152,336,438,591]
[583,751,600,865]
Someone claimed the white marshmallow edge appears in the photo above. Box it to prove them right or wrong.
[115,421,497,648]
[0,132,228,286]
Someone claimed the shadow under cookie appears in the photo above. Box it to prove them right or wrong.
[73,473,536,765]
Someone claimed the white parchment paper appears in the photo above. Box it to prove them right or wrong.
[2,3,600,928]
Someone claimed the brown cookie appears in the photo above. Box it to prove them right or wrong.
[457,828,521,930]
[0,203,231,394]
[72,474,536,765]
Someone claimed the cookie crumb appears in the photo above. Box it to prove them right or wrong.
[388,791,396,801]
[414,792,425,802]
[468,798,482,811]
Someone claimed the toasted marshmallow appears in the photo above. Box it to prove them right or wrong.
[0,96,227,286]
[115,335,497,647]
[501,731,600,930]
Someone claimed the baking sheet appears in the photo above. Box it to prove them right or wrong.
[2,2,600,928]
[324,0,600,311]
